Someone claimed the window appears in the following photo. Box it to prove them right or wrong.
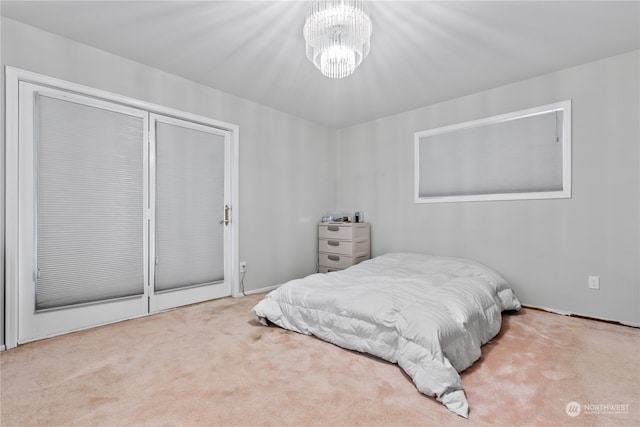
[414,100,571,203]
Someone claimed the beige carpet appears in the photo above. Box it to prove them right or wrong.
[1,293,638,427]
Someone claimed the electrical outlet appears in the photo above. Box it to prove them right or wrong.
[240,261,247,273]
[588,276,600,290]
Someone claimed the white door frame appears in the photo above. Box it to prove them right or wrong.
[4,67,240,349]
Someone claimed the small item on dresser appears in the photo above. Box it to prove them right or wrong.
[321,212,351,223]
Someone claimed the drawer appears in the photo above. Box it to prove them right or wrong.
[319,253,369,270]
[319,239,369,256]
[318,224,353,240]
[318,223,369,241]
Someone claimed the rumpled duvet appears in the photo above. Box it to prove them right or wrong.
[252,252,521,417]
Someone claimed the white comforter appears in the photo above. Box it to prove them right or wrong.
[252,252,521,417]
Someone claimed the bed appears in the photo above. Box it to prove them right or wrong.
[252,252,521,417]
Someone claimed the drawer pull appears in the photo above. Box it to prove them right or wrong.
[328,255,340,261]
[327,225,340,231]
[327,240,340,247]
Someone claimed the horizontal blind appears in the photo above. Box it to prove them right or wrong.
[418,111,563,198]
[35,94,145,310]
[154,121,225,292]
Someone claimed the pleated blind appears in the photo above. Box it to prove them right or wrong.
[35,95,145,310]
[154,121,225,292]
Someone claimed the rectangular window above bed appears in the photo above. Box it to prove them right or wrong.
[414,100,571,203]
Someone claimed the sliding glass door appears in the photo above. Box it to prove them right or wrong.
[16,82,231,343]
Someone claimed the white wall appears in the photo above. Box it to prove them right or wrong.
[0,16,337,346]
[337,50,640,325]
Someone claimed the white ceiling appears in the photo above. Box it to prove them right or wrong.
[2,1,639,128]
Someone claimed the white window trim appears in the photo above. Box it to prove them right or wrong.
[414,100,572,204]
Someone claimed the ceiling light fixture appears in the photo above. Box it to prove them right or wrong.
[303,0,373,79]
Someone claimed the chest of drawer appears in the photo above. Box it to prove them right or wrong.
[317,222,370,273]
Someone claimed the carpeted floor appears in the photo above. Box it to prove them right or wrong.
[1,293,638,426]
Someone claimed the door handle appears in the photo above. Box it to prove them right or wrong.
[219,204,230,225]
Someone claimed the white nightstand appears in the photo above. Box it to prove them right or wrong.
[318,222,370,273]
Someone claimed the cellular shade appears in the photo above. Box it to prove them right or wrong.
[418,110,564,198]
[35,95,145,310]
[154,121,225,292]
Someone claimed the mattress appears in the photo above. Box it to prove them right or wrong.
[252,252,521,417]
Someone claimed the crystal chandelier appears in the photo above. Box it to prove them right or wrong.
[303,0,373,79]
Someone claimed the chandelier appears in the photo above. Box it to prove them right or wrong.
[303,0,373,79]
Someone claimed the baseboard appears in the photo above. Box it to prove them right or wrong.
[238,284,280,297]
[1,345,6,352]
[621,320,640,328]
[522,304,573,316]
[522,304,639,328]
